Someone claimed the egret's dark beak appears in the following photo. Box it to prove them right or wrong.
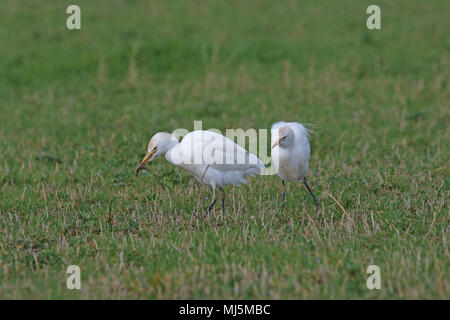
[135,150,156,176]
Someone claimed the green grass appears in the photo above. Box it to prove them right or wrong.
[0,0,449,299]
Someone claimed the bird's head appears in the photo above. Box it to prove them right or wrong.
[272,126,295,149]
[136,132,177,176]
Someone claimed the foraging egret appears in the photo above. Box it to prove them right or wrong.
[271,121,318,209]
[136,130,264,213]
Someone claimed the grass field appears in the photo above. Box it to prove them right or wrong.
[0,0,449,299]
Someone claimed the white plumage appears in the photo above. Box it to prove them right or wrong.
[271,121,318,209]
[271,121,311,181]
[136,130,264,213]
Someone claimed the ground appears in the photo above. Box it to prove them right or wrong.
[0,0,448,299]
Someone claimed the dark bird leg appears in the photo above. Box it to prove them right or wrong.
[281,180,286,210]
[303,178,318,209]
[207,188,217,214]
[219,187,225,214]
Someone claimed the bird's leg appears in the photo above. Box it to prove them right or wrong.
[207,188,217,214]
[281,180,286,210]
[219,187,225,214]
[303,178,318,209]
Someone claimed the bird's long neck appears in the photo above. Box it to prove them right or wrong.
[164,140,179,164]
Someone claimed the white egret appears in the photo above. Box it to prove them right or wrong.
[136,130,264,213]
[271,121,318,209]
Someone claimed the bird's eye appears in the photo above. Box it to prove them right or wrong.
[282,136,287,140]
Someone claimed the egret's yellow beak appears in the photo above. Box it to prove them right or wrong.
[272,138,281,149]
[135,149,156,176]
